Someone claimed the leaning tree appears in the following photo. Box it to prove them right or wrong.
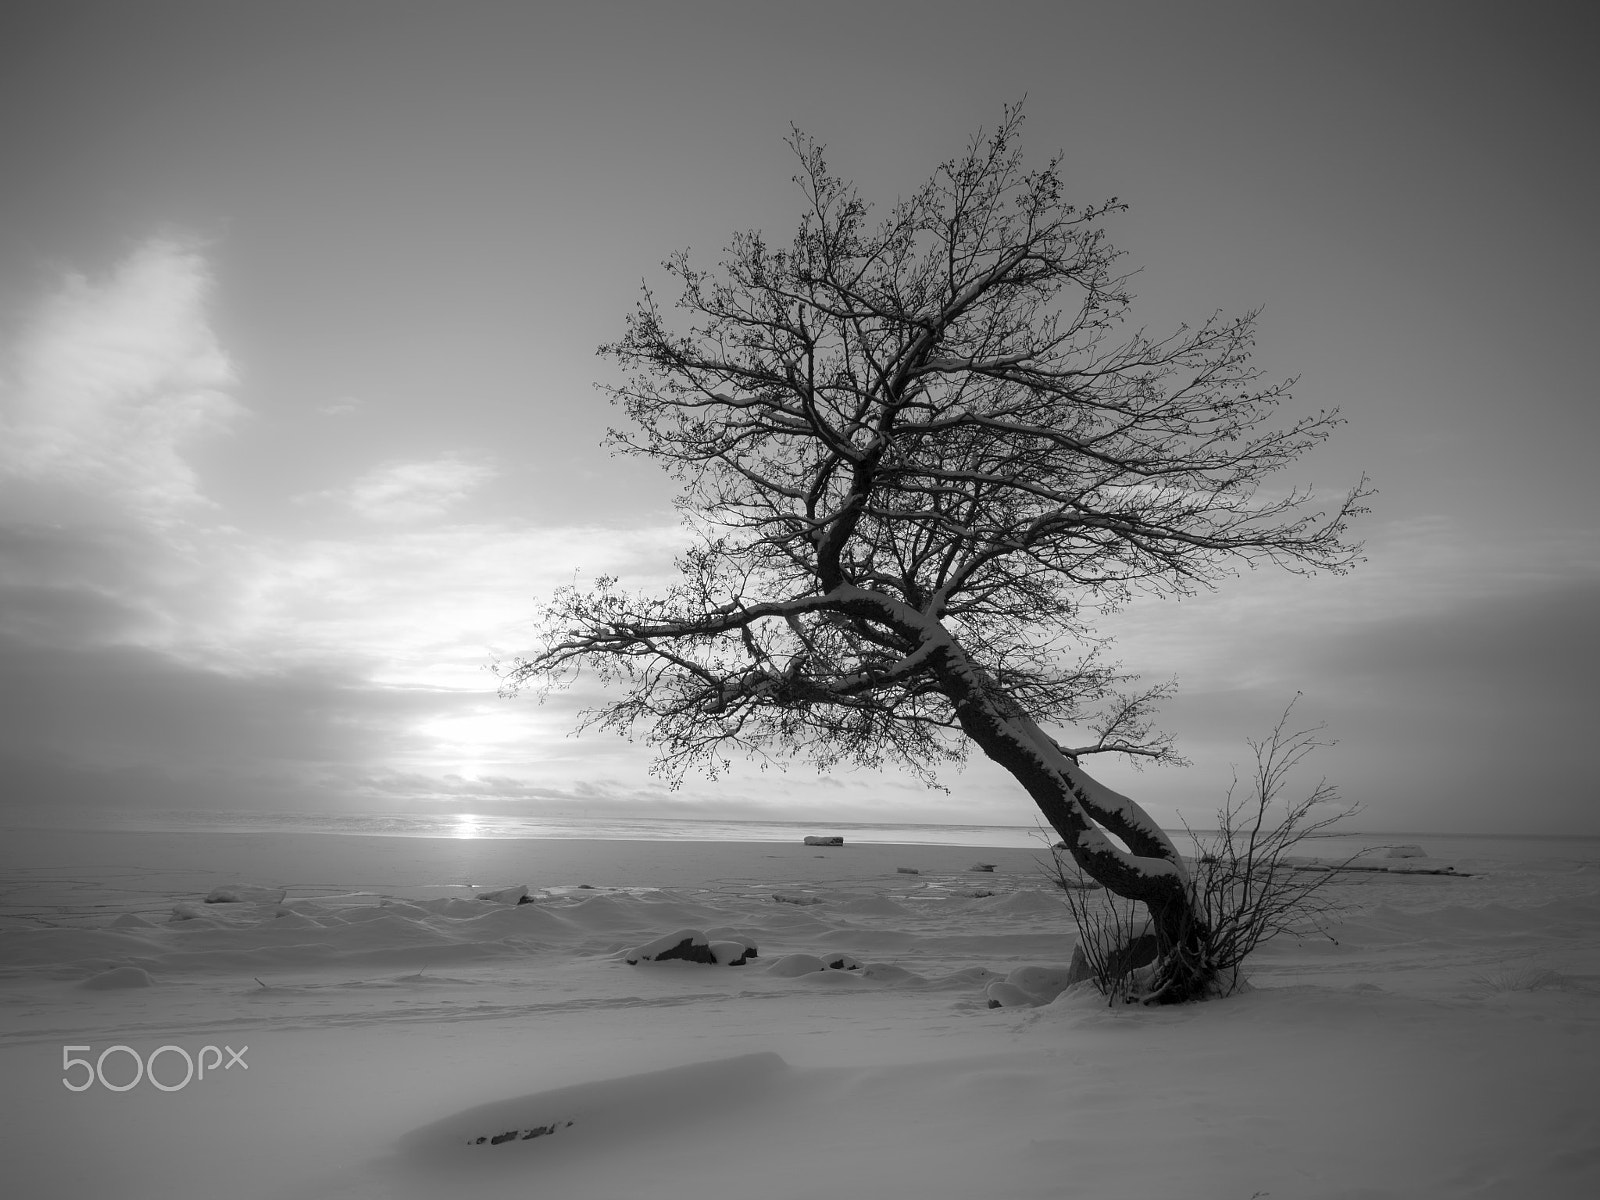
[501,107,1366,1003]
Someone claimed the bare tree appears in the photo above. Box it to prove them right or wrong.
[500,104,1368,1003]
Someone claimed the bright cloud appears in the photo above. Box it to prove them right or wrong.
[326,454,499,522]
[0,237,238,515]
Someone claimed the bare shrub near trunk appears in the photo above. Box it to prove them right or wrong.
[1051,871,1150,1004]
[1052,698,1358,1003]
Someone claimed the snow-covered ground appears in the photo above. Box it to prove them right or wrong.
[2,829,1597,1199]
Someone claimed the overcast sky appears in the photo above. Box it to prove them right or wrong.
[1,1,1595,835]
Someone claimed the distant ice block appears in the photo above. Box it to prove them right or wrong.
[803,835,844,846]
[204,884,286,904]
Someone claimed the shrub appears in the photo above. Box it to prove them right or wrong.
[1051,697,1360,1003]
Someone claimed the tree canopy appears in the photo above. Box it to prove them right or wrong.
[501,105,1367,999]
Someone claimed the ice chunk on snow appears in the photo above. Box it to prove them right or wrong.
[985,981,1038,1008]
[765,952,861,976]
[474,884,531,904]
[803,835,844,846]
[985,965,1082,1008]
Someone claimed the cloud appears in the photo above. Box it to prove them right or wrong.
[313,454,499,522]
[0,241,692,817]
[0,237,238,516]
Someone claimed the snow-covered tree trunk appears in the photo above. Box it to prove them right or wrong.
[926,630,1212,1002]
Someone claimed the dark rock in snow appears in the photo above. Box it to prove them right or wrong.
[627,929,757,965]
[470,1121,572,1147]
[710,939,759,965]
[626,930,716,964]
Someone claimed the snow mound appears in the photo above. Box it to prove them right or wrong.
[985,964,1082,1008]
[923,966,1006,991]
[710,939,759,965]
[561,894,660,931]
[765,952,826,977]
[402,1052,789,1159]
[1387,844,1428,858]
[861,962,928,985]
[766,951,864,977]
[79,965,154,990]
[983,981,1037,1008]
[168,903,219,923]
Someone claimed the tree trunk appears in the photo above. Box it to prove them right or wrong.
[929,637,1214,1002]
